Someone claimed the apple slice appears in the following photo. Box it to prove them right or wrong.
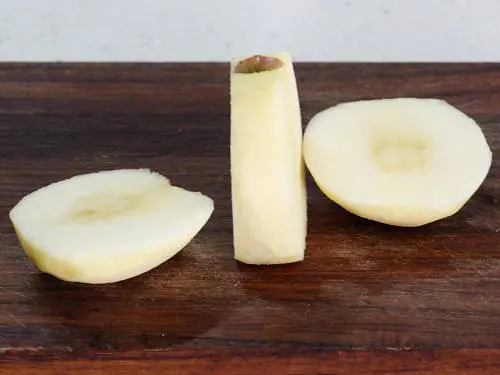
[303,98,492,227]
[230,52,307,264]
[9,169,214,283]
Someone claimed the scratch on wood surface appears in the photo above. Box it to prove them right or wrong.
[441,242,461,272]
[303,303,312,319]
[5,311,26,327]
[474,224,490,240]
[0,346,45,354]
[0,287,27,299]
[0,346,73,354]
[458,98,484,111]
[476,290,488,305]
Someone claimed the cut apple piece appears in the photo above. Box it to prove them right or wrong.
[303,98,492,227]
[230,52,307,264]
[9,169,214,283]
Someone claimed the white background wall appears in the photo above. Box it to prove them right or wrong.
[0,0,499,62]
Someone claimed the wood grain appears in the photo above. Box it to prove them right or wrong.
[0,63,499,374]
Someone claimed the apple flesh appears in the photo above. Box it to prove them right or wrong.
[303,98,492,226]
[230,52,307,264]
[9,169,214,283]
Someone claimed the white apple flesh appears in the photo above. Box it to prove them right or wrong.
[9,169,214,283]
[303,98,492,227]
[230,52,307,264]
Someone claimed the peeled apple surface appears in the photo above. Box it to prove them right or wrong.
[303,98,492,226]
[9,169,214,283]
[230,52,307,264]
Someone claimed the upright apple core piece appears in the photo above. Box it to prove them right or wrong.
[230,52,307,265]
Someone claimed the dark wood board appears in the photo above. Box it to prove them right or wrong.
[0,63,499,374]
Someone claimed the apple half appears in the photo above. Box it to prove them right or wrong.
[230,52,307,264]
[303,98,492,227]
[9,169,214,283]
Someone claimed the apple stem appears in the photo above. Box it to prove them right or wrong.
[234,55,284,74]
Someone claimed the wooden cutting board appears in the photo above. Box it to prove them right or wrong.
[0,63,499,374]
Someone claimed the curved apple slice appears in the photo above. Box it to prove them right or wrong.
[303,98,492,226]
[9,169,214,283]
